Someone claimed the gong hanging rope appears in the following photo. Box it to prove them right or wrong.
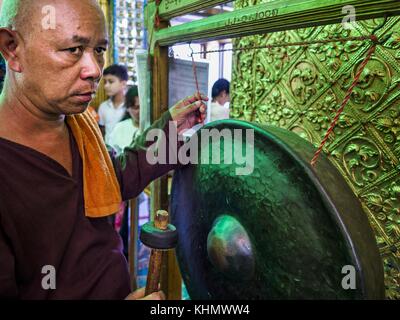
[189,43,201,100]
[310,41,377,166]
[188,19,389,166]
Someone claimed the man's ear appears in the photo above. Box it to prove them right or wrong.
[0,28,22,73]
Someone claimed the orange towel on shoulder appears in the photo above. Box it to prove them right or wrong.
[66,110,122,218]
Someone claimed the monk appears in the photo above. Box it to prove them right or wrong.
[0,0,207,299]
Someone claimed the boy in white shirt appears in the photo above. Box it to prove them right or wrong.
[210,78,230,122]
[98,64,128,144]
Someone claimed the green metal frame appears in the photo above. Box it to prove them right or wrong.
[146,0,400,49]
[157,0,230,20]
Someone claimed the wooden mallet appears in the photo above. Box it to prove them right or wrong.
[140,210,178,296]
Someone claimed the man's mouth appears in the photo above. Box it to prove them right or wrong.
[74,92,95,103]
[79,91,96,95]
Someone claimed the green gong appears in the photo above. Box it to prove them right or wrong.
[170,119,384,299]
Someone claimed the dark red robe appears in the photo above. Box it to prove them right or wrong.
[0,111,179,299]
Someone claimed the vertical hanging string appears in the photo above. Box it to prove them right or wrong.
[189,43,201,99]
[310,39,377,167]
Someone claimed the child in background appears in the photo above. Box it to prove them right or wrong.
[98,64,128,144]
[108,86,141,155]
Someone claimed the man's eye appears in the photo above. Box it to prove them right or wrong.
[95,47,107,55]
[65,47,83,55]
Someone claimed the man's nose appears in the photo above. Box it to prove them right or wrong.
[80,52,102,81]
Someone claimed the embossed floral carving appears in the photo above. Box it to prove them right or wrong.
[305,92,357,137]
[372,105,400,151]
[231,38,256,120]
[259,31,301,85]
[310,24,363,73]
[363,182,400,242]
[254,58,271,99]
[340,58,391,113]
[339,138,382,187]
[254,87,295,126]
[362,18,386,30]
[289,60,326,105]
[384,32,400,59]
[383,255,400,299]
[297,27,316,40]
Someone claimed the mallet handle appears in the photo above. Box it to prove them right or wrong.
[145,250,164,296]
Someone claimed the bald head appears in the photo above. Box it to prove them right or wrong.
[0,0,108,116]
[0,0,103,38]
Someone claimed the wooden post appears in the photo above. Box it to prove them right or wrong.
[151,20,182,300]
[128,198,138,291]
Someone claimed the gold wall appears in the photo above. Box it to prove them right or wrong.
[232,0,400,299]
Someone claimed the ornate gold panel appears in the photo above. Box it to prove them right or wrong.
[232,1,400,299]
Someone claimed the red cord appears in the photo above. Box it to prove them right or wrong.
[310,44,377,167]
[191,53,201,99]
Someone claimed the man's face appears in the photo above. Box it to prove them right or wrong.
[16,1,108,115]
[127,96,140,122]
[103,75,126,98]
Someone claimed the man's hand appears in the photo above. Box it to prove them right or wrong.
[169,93,208,134]
[125,287,166,300]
